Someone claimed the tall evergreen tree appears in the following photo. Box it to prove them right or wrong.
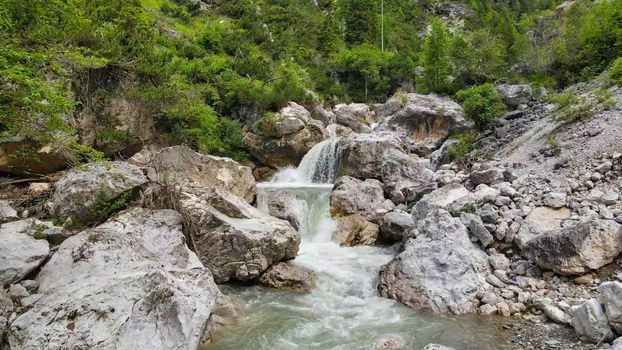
[422,18,451,93]
[341,0,378,46]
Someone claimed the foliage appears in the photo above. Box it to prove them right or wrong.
[448,132,476,159]
[455,84,506,130]
[548,92,594,121]
[611,58,622,87]
[420,19,452,94]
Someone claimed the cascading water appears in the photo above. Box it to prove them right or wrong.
[207,138,508,350]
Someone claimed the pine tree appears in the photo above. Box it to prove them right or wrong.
[341,0,378,47]
[422,18,451,93]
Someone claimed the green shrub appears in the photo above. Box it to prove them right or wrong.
[448,131,476,159]
[548,92,594,121]
[611,58,622,87]
[455,84,506,130]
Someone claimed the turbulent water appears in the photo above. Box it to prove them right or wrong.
[207,139,509,350]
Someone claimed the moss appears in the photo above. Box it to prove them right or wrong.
[254,112,282,137]
[90,187,137,224]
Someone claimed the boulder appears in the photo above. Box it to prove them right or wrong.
[495,84,532,108]
[0,141,68,176]
[276,117,305,136]
[378,210,489,314]
[376,93,469,155]
[130,145,256,203]
[259,262,316,292]
[429,138,459,170]
[598,281,622,333]
[333,103,375,133]
[380,211,415,242]
[279,102,310,121]
[46,161,147,224]
[412,184,472,220]
[570,299,614,343]
[422,345,456,350]
[339,134,404,179]
[334,213,379,246]
[0,200,18,223]
[0,288,13,339]
[177,187,300,283]
[460,213,494,247]
[7,208,219,350]
[523,219,622,275]
[381,148,436,204]
[515,207,571,248]
[257,189,307,230]
[0,225,49,285]
[0,218,67,244]
[330,176,385,222]
[469,164,504,186]
[326,123,353,137]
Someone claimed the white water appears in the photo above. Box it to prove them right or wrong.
[207,139,508,350]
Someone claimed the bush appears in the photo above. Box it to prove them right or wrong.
[611,58,622,87]
[448,132,476,159]
[455,83,506,130]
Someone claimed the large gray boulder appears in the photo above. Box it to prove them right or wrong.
[378,210,489,314]
[330,176,385,222]
[376,93,469,155]
[339,134,404,179]
[7,208,219,350]
[381,148,436,204]
[259,262,316,292]
[380,211,415,242]
[0,200,18,223]
[0,288,12,340]
[46,161,147,224]
[570,299,614,343]
[598,281,622,333]
[523,219,622,275]
[130,145,256,203]
[412,183,473,220]
[515,207,571,248]
[257,189,307,230]
[334,213,380,246]
[333,103,376,133]
[177,187,300,283]
[495,84,532,108]
[0,224,49,285]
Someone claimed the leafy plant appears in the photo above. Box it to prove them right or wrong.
[455,84,506,130]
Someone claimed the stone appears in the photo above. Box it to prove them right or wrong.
[523,219,622,275]
[280,102,311,121]
[489,253,510,271]
[46,161,147,224]
[544,192,567,208]
[177,187,300,283]
[587,189,619,206]
[333,103,375,133]
[335,213,380,246]
[412,184,472,220]
[422,344,456,350]
[480,304,498,316]
[0,226,49,285]
[544,305,571,325]
[429,138,459,170]
[0,288,13,339]
[259,262,316,292]
[497,302,511,317]
[473,185,501,204]
[380,211,415,242]
[495,84,532,108]
[339,134,404,179]
[460,213,494,247]
[376,93,470,155]
[379,210,489,314]
[275,117,305,136]
[515,207,571,248]
[570,299,614,343]
[469,165,504,186]
[598,281,622,333]
[381,148,436,204]
[7,208,219,350]
[0,200,18,223]
[0,218,67,244]
[0,141,68,176]
[330,176,385,222]
[257,189,307,230]
[8,284,29,300]
[130,145,256,203]
[486,275,507,288]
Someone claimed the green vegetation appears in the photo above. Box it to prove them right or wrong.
[548,92,593,121]
[448,132,476,159]
[1,0,621,165]
[455,84,506,130]
[611,58,622,87]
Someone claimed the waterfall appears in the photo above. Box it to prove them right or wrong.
[271,138,341,185]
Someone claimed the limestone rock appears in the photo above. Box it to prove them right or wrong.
[495,84,532,108]
[178,187,300,283]
[0,225,49,285]
[0,200,18,223]
[330,176,385,222]
[380,211,415,242]
[0,218,67,244]
[0,141,68,176]
[523,219,622,275]
[598,281,622,333]
[381,148,436,204]
[422,345,456,350]
[130,145,255,203]
[0,289,13,340]
[259,262,316,292]
[334,213,379,246]
[257,189,307,230]
[460,212,494,247]
[7,208,219,350]
[377,93,469,155]
[515,207,571,248]
[379,210,489,314]
[46,161,147,224]
[339,134,404,179]
[276,117,305,136]
[412,184,472,220]
[469,165,504,186]
[570,299,614,343]
[333,103,375,133]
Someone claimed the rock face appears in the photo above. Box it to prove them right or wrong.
[598,282,622,333]
[257,189,307,230]
[376,93,469,155]
[333,103,376,133]
[339,134,404,179]
[0,225,49,285]
[46,161,147,224]
[334,213,380,246]
[381,148,436,204]
[523,219,622,275]
[7,208,219,350]
[378,210,489,314]
[330,176,385,221]
[0,141,68,176]
[570,299,614,343]
[259,262,316,292]
[515,206,571,248]
[244,103,328,168]
[130,145,256,203]
[0,288,13,339]
[0,218,67,244]
[177,187,300,283]
[495,84,532,108]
